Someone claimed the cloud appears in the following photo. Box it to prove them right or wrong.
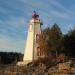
[0,16,27,39]
[68,24,75,30]
[50,0,74,19]
[0,35,25,53]
[18,0,55,16]
[51,11,69,19]
[0,16,27,53]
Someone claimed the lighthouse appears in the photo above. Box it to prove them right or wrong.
[23,11,43,64]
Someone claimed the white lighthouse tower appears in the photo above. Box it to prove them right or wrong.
[23,11,43,64]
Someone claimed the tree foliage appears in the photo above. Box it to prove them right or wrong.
[39,23,75,57]
[39,24,63,56]
[64,29,75,57]
[48,24,63,54]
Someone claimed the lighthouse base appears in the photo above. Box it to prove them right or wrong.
[17,60,32,66]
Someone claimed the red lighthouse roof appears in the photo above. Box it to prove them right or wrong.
[32,11,39,19]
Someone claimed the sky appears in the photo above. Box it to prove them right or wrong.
[0,0,75,53]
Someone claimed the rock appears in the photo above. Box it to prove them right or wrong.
[58,62,70,70]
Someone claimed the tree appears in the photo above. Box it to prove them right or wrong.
[48,24,63,56]
[38,27,50,56]
[38,24,63,56]
[64,29,75,57]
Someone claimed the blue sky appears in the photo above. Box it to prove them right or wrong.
[0,0,75,53]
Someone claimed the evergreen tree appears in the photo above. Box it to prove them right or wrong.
[64,29,75,57]
[48,24,63,56]
[38,24,63,56]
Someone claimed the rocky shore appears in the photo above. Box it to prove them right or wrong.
[0,56,75,75]
[0,61,75,75]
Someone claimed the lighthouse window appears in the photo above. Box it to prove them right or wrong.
[36,34,39,43]
[29,24,32,31]
[37,47,41,56]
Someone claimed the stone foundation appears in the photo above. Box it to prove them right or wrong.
[17,60,32,66]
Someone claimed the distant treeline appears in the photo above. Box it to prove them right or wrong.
[0,52,23,64]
